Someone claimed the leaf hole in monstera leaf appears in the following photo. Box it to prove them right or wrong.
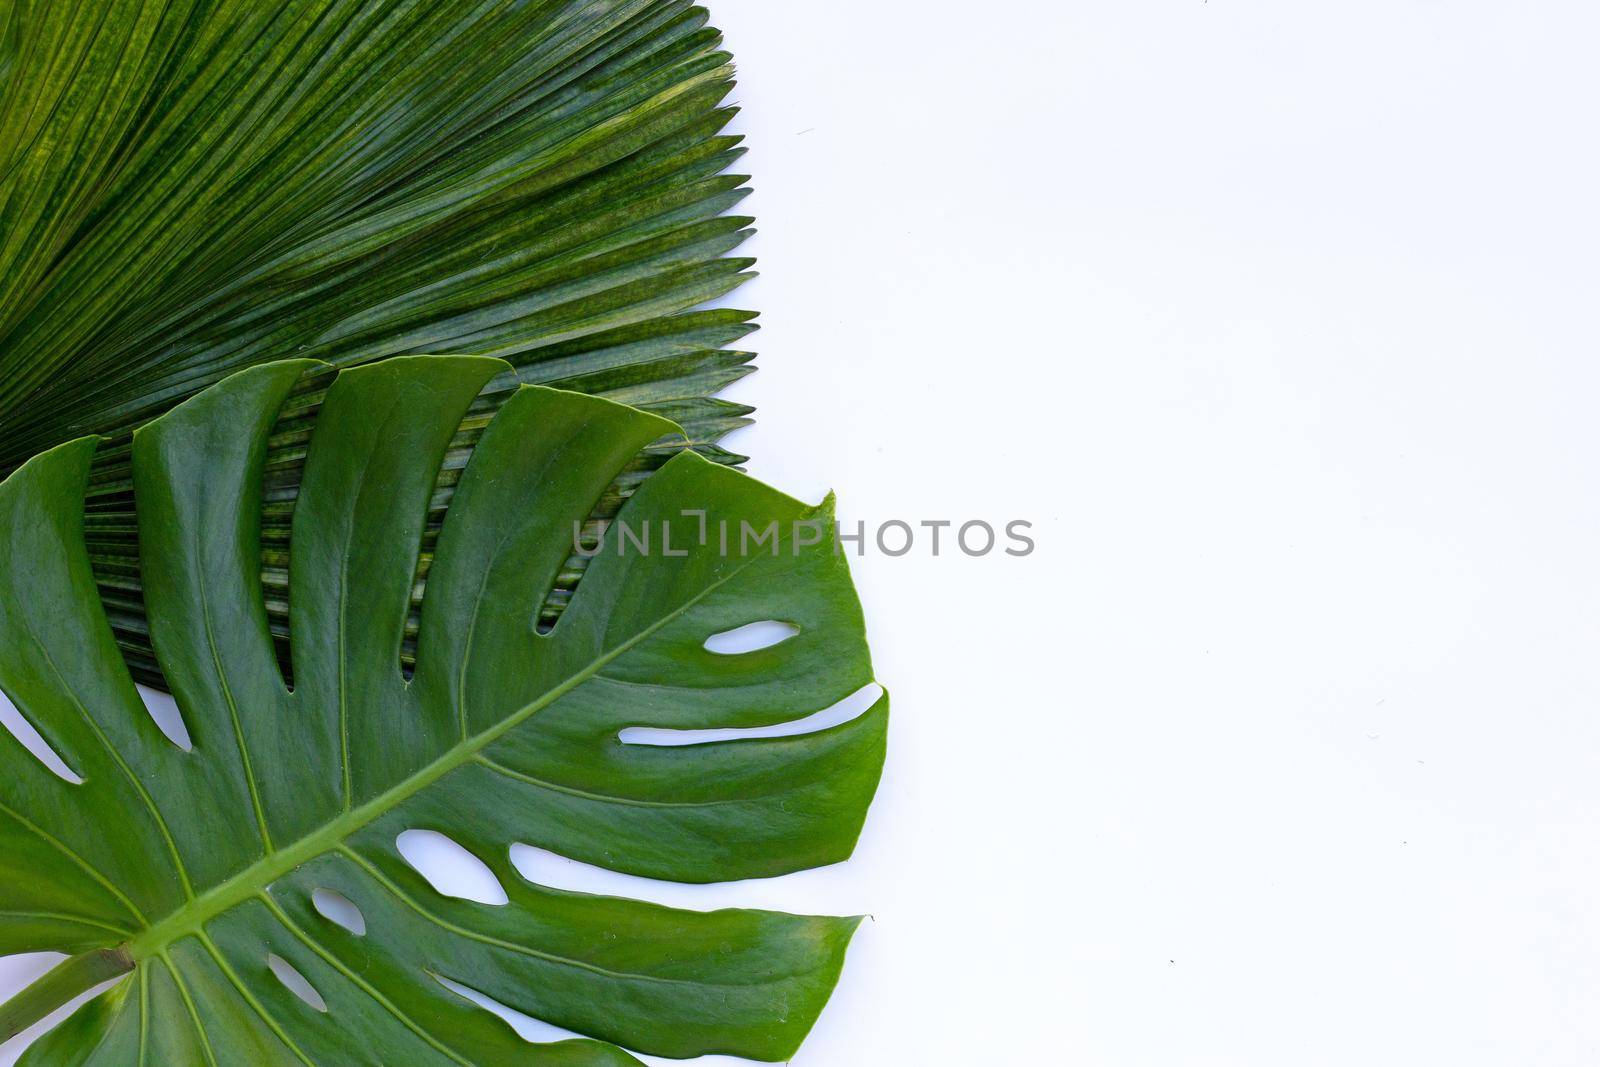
[136,683,192,751]
[396,830,509,905]
[431,974,593,1045]
[312,888,366,936]
[509,843,850,917]
[509,843,735,909]
[267,954,328,1012]
[702,619,799,655]
[619,682,884,747]
[0,688,83,783]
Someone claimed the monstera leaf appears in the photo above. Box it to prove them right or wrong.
[0,357,886,1063]
[0,0,758,686]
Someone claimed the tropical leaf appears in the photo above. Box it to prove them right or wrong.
[0,0,757,687]
[0,356,886,1063]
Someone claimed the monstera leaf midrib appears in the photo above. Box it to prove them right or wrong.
[128,553,761,959]
[0,355,885,1064]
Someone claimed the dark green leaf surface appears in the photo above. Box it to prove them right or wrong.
[0,357,886,1064]
[0,0,757,685]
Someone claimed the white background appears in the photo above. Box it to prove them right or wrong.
[7,1,1600,1063]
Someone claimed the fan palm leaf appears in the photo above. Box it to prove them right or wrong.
[0,0,756,686]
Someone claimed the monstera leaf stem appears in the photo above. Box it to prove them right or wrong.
[0,948,134,1042]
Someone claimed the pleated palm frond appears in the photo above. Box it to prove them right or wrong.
[0,0,758,686]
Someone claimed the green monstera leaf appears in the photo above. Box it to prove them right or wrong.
[0,0,759,687]
[0,357,886,1063]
